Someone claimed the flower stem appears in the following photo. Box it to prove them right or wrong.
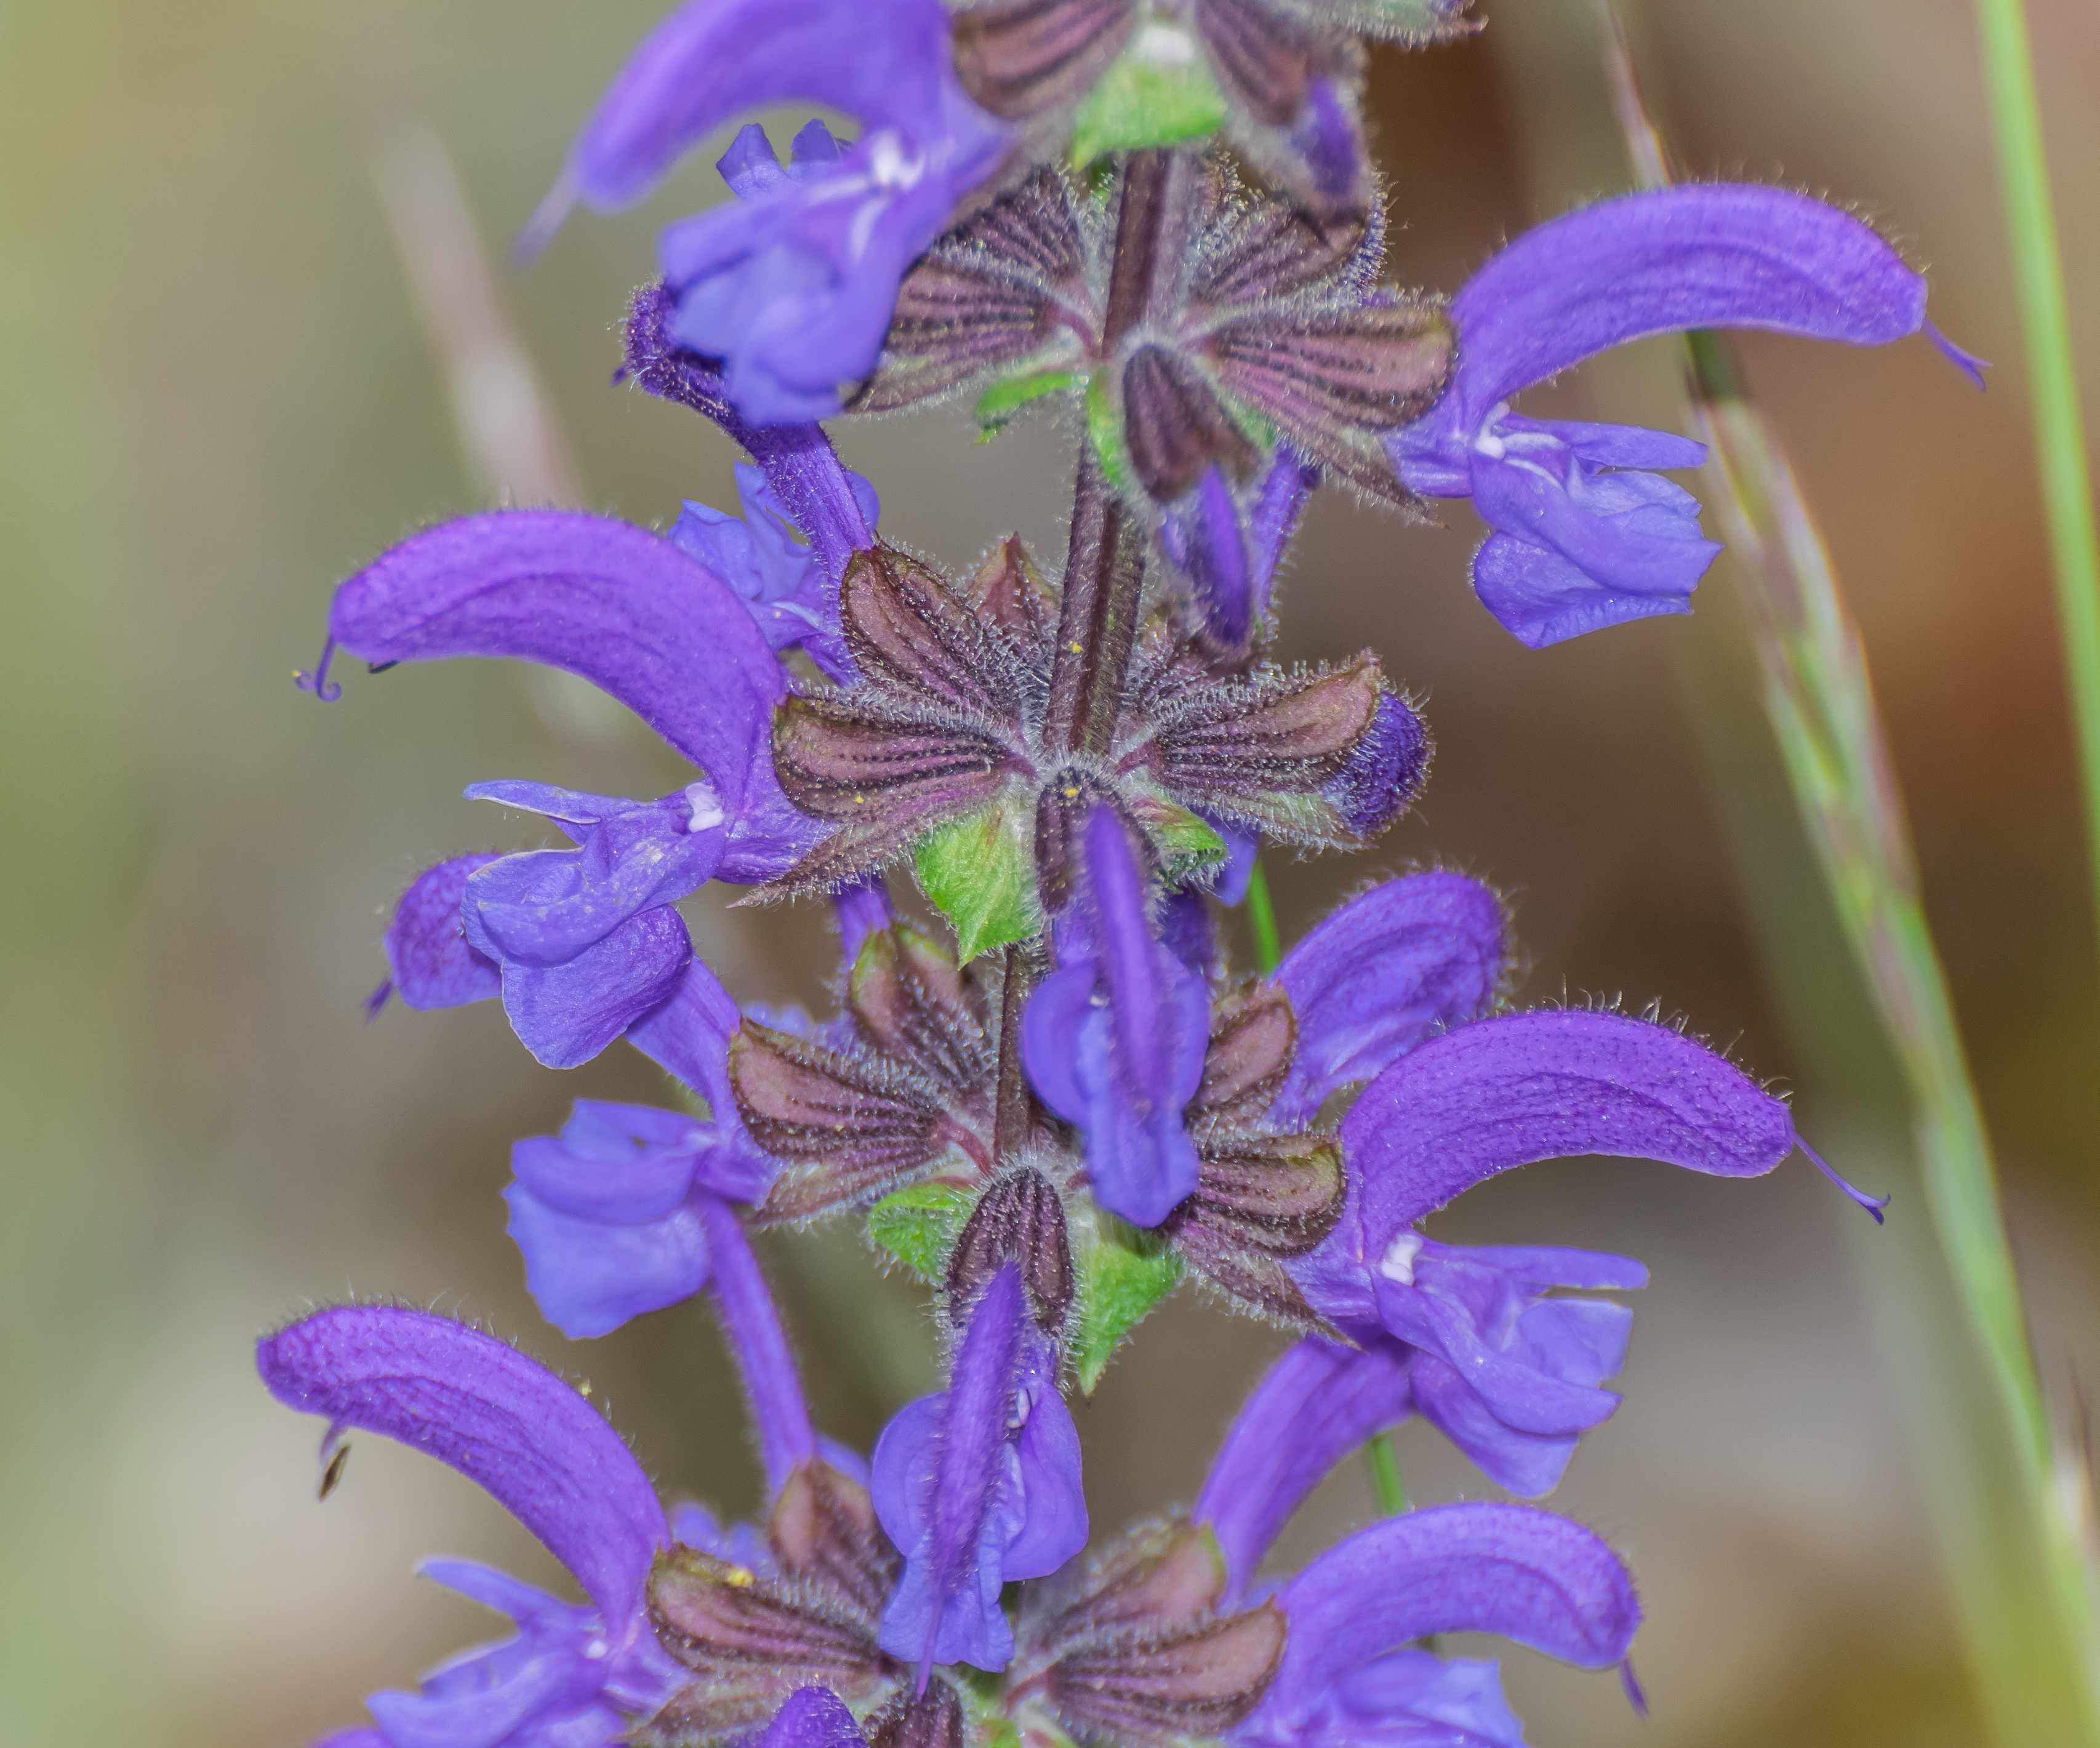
[1043,150,1188,758]
[1365,1430,1409,1515]
[1972,0,2100,953]
[993,943,1037,1163]
[1244,860,1281,976]
[1601,17,2100,1734]
[1044,443,1144,756]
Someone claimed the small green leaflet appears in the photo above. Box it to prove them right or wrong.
[976,369,1082,438]
[1070,23,1228,166]
[1121,783,1228,884]
[1075,1219,1185,1392]
[868,1182,972,1281]
[914,788,1040,962]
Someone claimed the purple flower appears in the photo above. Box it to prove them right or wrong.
[873,1264,1088,1676]
[505,1095,774,1341]
[1022,806,1209,1227]
[1283,1007,1877,1490]
[327,501,858,1067]
[670,459,881,682]
[1235,1503,1638,1748]
[1024,1337,1639,1748]
[1182,1337,1639,1748]
[520,0,1010,424]
[1386,185,1948,647]
[258,1307,684,1747]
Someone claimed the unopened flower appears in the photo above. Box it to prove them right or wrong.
[874,1263,1089,1675]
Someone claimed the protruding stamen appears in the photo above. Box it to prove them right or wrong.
[1621,1658,1649,1718]
[1926,319,1989,391]
[1797,1138,1890,1224]
[294,636,341,702]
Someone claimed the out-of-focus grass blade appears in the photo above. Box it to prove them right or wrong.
[1972,0,2100,957]
[1602,12,2100,1741]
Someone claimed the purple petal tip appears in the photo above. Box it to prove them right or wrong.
[1622,1658,1649,1718]
[363,979,394,1022]
[1925,319,1989,391]
[1797,1138,1889,1224]
[294,635,341,702]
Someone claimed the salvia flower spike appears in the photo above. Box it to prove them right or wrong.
[275,4,1962,1743]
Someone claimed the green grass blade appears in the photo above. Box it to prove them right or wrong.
[1973,0,2100,950]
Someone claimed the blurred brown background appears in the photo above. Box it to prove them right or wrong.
[4,0,2098,1742]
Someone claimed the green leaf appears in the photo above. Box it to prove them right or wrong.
[1070,23,1228,166]
[914,788,1040,962]
[1075,1218,1185,1392]
[975,369,1082,438]
[868,1182,972,1281]
[1120,782,1228,884]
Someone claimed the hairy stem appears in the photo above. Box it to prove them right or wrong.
[993,943,1036,1162]
[1042,151,1190,758]
[1044,443,1145,755]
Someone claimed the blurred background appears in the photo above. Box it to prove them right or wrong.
[4,0,2099,1742]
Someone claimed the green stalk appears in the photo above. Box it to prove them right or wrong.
[1601,18,2100,1733]
[1973,0,2100,948]
[1365,1431,1409,1515]
[1244,859,1282,976]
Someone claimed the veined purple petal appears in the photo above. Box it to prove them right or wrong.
[499,905,694,1070]
[328,510,816,855]
[382,855,502,1012]
[1263,1503,1638,1719]
[511,1102,710,1222]
[661,123,998,425]
[1408,1357,1584,1501]
[506,1180,713,1341]
[1270,873,1507,1128]
[543,0,967,220]
[463,811,724,969]
[627,958,765,1166]
[696,1197,817,1495]
[1429,185,1929,441]
[1194,1337,1414,1600]
[1339,1011,1794,1251]
[257,1305,667,1624]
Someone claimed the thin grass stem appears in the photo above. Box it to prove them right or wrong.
[1602,14,2100,1735]
[1973,0,2100,950]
